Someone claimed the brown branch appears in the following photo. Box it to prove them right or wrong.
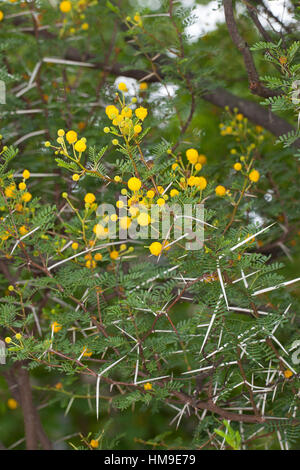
[223,0,278,97]
[3,362,52,450]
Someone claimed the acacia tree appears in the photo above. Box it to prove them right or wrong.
[0,0,299,450]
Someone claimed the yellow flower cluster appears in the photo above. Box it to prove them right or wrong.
[45,130,87,181]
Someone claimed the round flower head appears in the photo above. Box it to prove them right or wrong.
[198,154,206,165]
[84,193,96,204]
[71,242,78,250]
[22,192,32,203]
[249,169,260,183]
[195,177,207,190]
[72,174,80,181]
[135,107,148,121]
[60,1,72,13]
[51,321,62,333]
[170,189,179,197]
[110,250,119,260]
[94,253,103,261]
[120,216,131,229]
[66,130,78,144]
[118,82,128,92]
[7,398,18,410]
[134,125,142,134]
[128,177,141,192]
[0,11,4,22]
[147,190,155,199]
[234,162,242,171]
[149,242,162,256]
[121,107,132,118]
[90,439,99,449]
[137,212,150,226]
[57,129,65,137]
[186,148,198,165]
[74,139,86,153]
[284,369,293,379]
[215,185,226,197]
[105,105,119,120]
[139,82,148,91]
[22,169,30,180]
[144,382,152,390]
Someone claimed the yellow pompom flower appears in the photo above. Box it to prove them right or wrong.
[22,169,30,180]
[147,190,155,199]
[90,439,99,449]
[187,176,196,186]
[110,250,119,260]
[135,107,148,121]
[18,182,26,191]
[129,206,139,217]
[116,200,124,209]
[198,154,207,165]
[128,177,141,192]
[105,105,119,120]
[72,174,80,181]
[86,259,96,269]
[137,212,150,226]
[84,193,96,204]
[93,224,106,238]
[249,169,260,183]
[195,177,207,190]
[139,82,148,91]
[74,139,86,153]
[66,130,78,144]
[71,242,79,250]
[195,163,202,171]
[81,22,89,30]
[0,11,4,22]
[57,129,65,137]
[284,369,293,379]
[120,216,131,229]
[22,192,32,203]
[5,184,16,198]
[170,189,179,197]
[51,321,62,333]
[134,124,142,134]
[94,253,103,261]
[60,1,72,13]
[15,333,22,340]
[82,346,93,357]
[149,242,162,256]
[121,107,133,119]
[7,398,18,410]
[5,337,12,344]
[215,185,226,197]
[144,382,152,391]
[118,82,128,92]
[186,148,198,165]
[19,225,28,236]
[234,162,242,171]
[157,198,165,206]
[279,56,287,65]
